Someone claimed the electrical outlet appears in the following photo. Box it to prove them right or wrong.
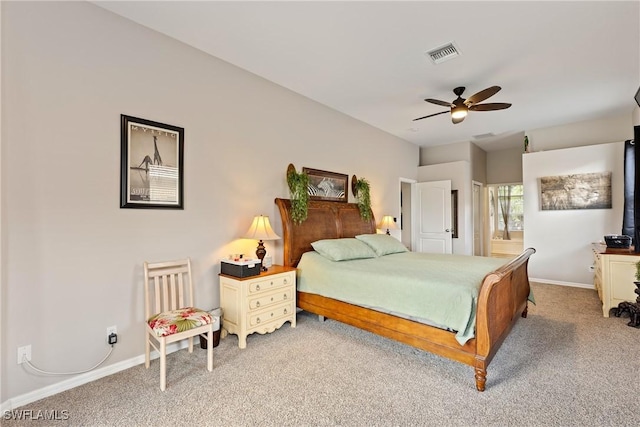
[17,345,31,365]
[106,325,117,337]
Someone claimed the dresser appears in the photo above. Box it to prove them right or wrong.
[592,244,639,317]
[220,265,296,348]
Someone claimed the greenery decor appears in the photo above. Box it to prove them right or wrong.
[635,260,640,283]
[286,164,309,224]
[353,176,372,221]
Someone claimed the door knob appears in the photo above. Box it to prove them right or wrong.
[445,229,451,232]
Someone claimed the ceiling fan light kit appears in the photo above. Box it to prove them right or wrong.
[451,105,468,119]
[414,85,512,124]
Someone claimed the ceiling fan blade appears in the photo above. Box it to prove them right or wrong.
[425,98,453,107]
[413,110,449,121]
[464,86,501,106]
[469,103,512,111]
[452,115,465,124]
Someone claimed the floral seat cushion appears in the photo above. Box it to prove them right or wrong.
[148,307,212,337]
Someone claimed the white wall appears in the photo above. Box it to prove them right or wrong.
[0,1,4,398]
[527,114,632,152]
[470,143,487,184]
[417,161,472,255]
[523,142,624,286]
[419,141,471,166]
[486,147,523,184]
[0,2,418,404]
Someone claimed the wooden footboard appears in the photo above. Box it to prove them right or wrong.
[473,247,535,390]
[297,247,535,391]
[297,292,479,365]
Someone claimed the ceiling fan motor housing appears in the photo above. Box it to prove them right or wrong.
[453,87,466,97]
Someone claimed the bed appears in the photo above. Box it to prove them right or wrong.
[275,198,535,391]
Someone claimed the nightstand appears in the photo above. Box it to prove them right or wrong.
[220,265,296,348]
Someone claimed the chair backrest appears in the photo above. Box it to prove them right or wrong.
[144,258,195,320]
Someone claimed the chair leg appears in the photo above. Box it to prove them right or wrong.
[160,339,166,391]
[207,328,213,372]
[145,334,150,369]
[188,336,193,353]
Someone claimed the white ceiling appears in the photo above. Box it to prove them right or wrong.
[94,1,640,151]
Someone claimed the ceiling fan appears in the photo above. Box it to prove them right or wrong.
[413,86,511,124]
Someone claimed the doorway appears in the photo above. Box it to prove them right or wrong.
[473,181,483,256]
[399,178,416,250]
[487,183,524,258]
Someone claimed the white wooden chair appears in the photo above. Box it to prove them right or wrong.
[144,258,213,391]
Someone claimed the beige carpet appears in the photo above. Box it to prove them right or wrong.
[4,282,640,426]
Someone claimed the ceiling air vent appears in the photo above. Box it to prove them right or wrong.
[426,42,461,64]
[472,133,495,140]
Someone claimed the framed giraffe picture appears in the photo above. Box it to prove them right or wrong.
[120,115,184,209]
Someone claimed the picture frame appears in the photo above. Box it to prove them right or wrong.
[303,167,348,203]
[120,115,184,209]
[539,172,611,210]
[451,190,459,238]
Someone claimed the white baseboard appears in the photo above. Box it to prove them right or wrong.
[1,340,191,413]
[530,277,594,289]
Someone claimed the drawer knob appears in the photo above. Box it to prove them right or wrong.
[284,308,288,314]
[270,281,273,285]
[270,297,274,301]
[256,284,260,291]
[256,301,260,308]
[256,317,261,324]
[283,293,288,299]
[284,278,288,284]
[271,312,274,317]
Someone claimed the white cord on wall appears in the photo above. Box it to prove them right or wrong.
[21,345,114,376]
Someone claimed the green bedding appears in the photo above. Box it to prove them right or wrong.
[296,251,509,345]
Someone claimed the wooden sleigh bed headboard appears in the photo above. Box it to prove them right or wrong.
[274,198,376,267]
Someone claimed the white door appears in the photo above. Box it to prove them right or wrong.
[412,180,452,254]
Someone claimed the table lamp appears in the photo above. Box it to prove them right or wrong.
[244,215,281,271]
[379,215,398,235]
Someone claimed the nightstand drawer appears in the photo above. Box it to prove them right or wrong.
[249,273,294,294]
[248,302,294,328]
[248,289,292,311]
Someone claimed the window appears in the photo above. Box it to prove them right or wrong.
[489,184,524,239]
[498,185,524,232]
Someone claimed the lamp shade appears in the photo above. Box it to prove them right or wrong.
[244,215,281,241]
[379,215,398,232]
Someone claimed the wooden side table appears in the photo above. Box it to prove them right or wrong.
[220,265,296,348]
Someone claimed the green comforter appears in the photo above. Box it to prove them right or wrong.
[296,251,508,345]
